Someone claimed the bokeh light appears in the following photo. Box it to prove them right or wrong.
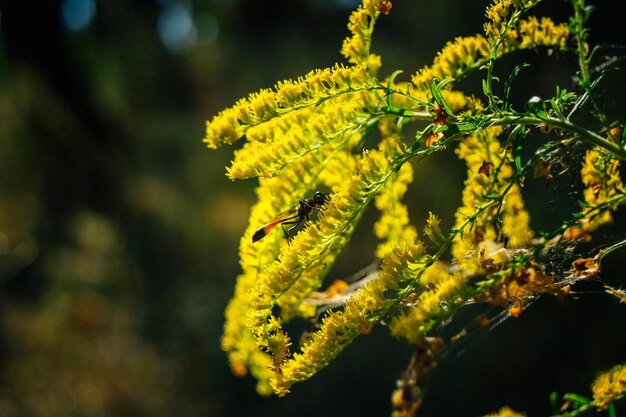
[61,0,96,31]
[158,2,196,52]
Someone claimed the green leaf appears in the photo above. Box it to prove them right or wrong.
[444,123,477,137]
[608,403,616,417]
[381,106,414,117]
[457,123,478,132]
[387,70,404,108]
[429,78,454,116]
[550,391,559,414]
[482,78,491,98]
[562,393,591,405]
[504,63,532,110]
[508,125,525,173]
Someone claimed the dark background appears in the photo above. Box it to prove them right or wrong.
[0,0,625,416]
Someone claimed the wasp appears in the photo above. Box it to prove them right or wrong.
[252,191,329,243]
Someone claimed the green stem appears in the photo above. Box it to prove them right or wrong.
[490,114,626,160]
[572,0,590,89]
[570,0,606,125]
[550,191,626,237]
[556,401,594,417]
[601,240,626,259]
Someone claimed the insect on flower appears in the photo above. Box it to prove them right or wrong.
[252,191,330,243]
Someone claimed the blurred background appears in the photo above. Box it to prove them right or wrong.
[0,0,625,416]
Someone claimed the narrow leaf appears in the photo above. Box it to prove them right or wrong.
[430,78,454,116]
[504,63,532,110]
[562,393,591,405]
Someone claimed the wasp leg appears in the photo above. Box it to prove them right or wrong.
[281,216,305,241]
[300,200,323,211]
[272,214,298,237]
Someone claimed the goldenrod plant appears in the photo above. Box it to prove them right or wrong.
[204,0,625,413]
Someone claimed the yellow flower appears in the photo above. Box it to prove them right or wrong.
[452,127,533,274]
[273,241,425,395]
[499,14,570,53]
[412,1,568,94]
[204,64,374,151]
[592,363,626,410]
[227,90,378,180]
[220,268,275,395]
[411,36,490,91]
[389,263,467,345]
[222,147,341,393]
[484,0,514,42]
[247,148,404,345]
[374,119,418,259]
[340,0,390,66]
[482,406,526,417]
[565,146,624,238]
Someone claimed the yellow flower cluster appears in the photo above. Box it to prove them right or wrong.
[229,110,418,392]
[452,127,533,274]
[246,146,404,346]
[374,118,418,259]
[389,261,467,345]
[516,16,570,49]
[484,0,515,42]
[592,363,626,410]
[221,124,363,392]
[221,152,328,394]
[411,35,491,92]
[221,275,275,395]
[227,89,378,179]
[374,161,417,258]
[484,0,566,48]
[412,0,568,93]
[215,0,404,395]
[340,0,389,68]
[565,145,624,239]
[204,64,375,150]
[482,406,526,417]
[273,241,425,395]
[580,147,623,230]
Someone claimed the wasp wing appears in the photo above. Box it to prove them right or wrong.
[252,205,300,242]
[271,205,300,221]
